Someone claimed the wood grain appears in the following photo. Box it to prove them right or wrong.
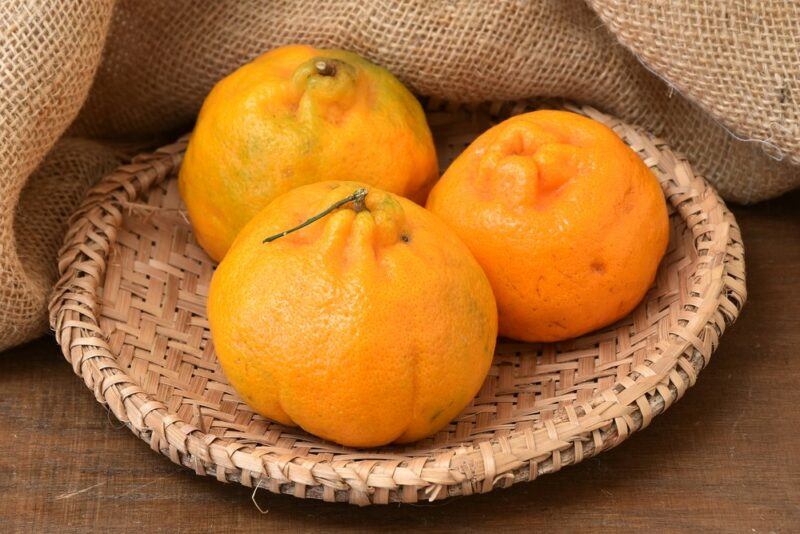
[1,190,798,533]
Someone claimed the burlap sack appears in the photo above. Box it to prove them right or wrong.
[0,1,115,351]
[587,0,800,202]
[1,0,798,351]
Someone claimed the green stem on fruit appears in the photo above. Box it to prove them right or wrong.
[263,188,368,244]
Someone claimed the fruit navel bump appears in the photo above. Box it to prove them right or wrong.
[427,110,669,342]
[208,181,497,447]
[179,44,438,261]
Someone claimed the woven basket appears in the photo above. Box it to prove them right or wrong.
[49,102,746,506]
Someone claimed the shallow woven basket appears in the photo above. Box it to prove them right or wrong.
[50,102,746,506]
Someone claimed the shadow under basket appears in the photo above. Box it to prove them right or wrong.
[49,102,746,506]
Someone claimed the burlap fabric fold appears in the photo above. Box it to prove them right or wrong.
[1,0,797,351]
[1,1,115,351]
[587,0,800,203]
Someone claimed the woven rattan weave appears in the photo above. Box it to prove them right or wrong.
[49,102,746,505]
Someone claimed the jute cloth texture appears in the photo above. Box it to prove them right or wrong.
[1,0,797,351]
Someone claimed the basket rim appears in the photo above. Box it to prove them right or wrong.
[48,102,746,505]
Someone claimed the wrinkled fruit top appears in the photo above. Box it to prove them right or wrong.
[427,110,669,342]
[208,181,497,447]
[180,44,438,261]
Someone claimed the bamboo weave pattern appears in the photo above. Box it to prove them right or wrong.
[49,103,746,505]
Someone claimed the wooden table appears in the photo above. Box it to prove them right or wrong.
[2,190,798,532]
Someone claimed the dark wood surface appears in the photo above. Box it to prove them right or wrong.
[1,190,798,533]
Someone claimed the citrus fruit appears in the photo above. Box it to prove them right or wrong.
[426,110,669,342]
[180,45,438,261]
[207,181,497,447]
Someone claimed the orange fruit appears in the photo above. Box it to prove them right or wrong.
[427,110,669,342]
[207,181,497,447]
[179,45,438,261]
